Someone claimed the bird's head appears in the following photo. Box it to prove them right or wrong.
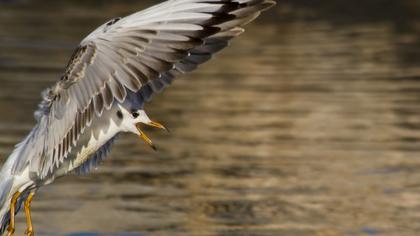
[117,104,168,151]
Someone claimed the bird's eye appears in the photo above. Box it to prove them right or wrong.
[132,112,139,118]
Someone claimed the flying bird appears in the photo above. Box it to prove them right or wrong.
[0,0,276,235]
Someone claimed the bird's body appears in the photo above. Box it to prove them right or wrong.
[0,0,275,235]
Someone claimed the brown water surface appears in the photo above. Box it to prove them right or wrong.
[1,1,420,235]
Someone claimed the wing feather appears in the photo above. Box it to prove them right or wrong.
[11,0,276,178]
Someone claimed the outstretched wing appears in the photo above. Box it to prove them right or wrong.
[11,0,276,178]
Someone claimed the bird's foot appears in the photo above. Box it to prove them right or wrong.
[7,226,15,236]
[25,229,34,236]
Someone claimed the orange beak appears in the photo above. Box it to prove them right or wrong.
[136,123,157,151]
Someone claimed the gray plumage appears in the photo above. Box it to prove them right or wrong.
[74,135,118,175]
[11,0,275,180]
[0,0,276,234]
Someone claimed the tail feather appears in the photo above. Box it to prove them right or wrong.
[0,212,10,235]
[0,176,13,235]
[0,196,26,236]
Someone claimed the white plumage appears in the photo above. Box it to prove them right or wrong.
[0,0,276,235]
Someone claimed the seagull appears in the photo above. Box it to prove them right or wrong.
[0,0,275,235]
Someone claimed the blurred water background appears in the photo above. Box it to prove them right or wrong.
[1,0,420,235]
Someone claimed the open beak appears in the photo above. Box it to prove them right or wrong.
[136,123,157,151]
[146,121,169,132]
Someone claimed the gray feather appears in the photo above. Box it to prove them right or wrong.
[9,0,275,179]
[74,135,118,175]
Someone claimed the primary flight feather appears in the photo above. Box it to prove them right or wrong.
[0,0,276,235]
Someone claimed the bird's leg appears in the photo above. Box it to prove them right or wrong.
[24,192,35,236]
[7,191,21,236]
